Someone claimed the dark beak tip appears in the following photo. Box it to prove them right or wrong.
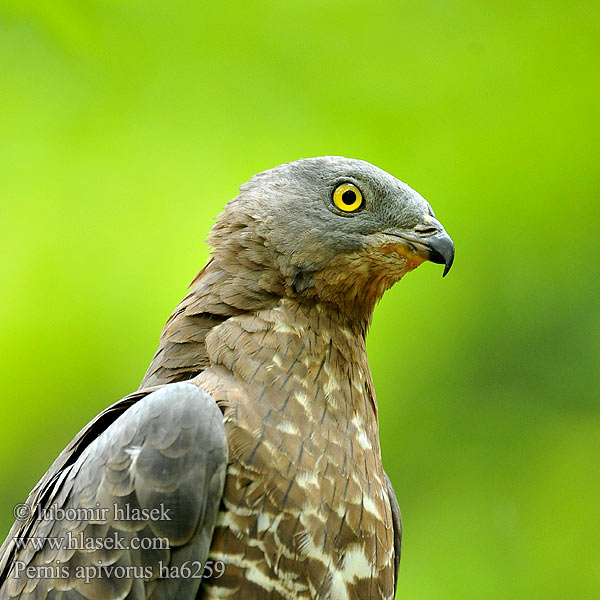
[426,231,455,278]
[442,259,453,278]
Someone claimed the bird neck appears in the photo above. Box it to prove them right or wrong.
[140,246,395,389]
[198,295,381,443]
[188,247,382,337]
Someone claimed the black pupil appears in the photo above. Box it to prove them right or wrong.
[342,189,357,205]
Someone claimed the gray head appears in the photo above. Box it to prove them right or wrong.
[210,156,454,322]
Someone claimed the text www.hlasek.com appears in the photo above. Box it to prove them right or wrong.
[13,531,169,552]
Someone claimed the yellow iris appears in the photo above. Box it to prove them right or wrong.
[332,183,363,212]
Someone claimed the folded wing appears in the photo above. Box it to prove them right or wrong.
[0,382,227,600]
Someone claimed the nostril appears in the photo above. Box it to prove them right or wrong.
[414,226,438,235]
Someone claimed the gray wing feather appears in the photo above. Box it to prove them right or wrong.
[383,470,402,594]
[0,382,227,600]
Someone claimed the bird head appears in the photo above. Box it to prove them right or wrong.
[210,156,454,325]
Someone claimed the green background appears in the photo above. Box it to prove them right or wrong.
[1,1,599,598]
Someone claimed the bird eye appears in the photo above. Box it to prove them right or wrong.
[332,183,363,213]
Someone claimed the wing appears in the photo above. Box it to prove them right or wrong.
[0,382,227,600]
[383,470,402,595]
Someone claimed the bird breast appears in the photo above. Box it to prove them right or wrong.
[193,299,396,599]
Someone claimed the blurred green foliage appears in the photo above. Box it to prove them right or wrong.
[0,1,599,598]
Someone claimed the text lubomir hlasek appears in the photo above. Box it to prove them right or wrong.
[28,502,172,522]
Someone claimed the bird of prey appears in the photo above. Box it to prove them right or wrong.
[0,156,454,600]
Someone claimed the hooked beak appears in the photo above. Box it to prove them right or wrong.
[383,216,455,277]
